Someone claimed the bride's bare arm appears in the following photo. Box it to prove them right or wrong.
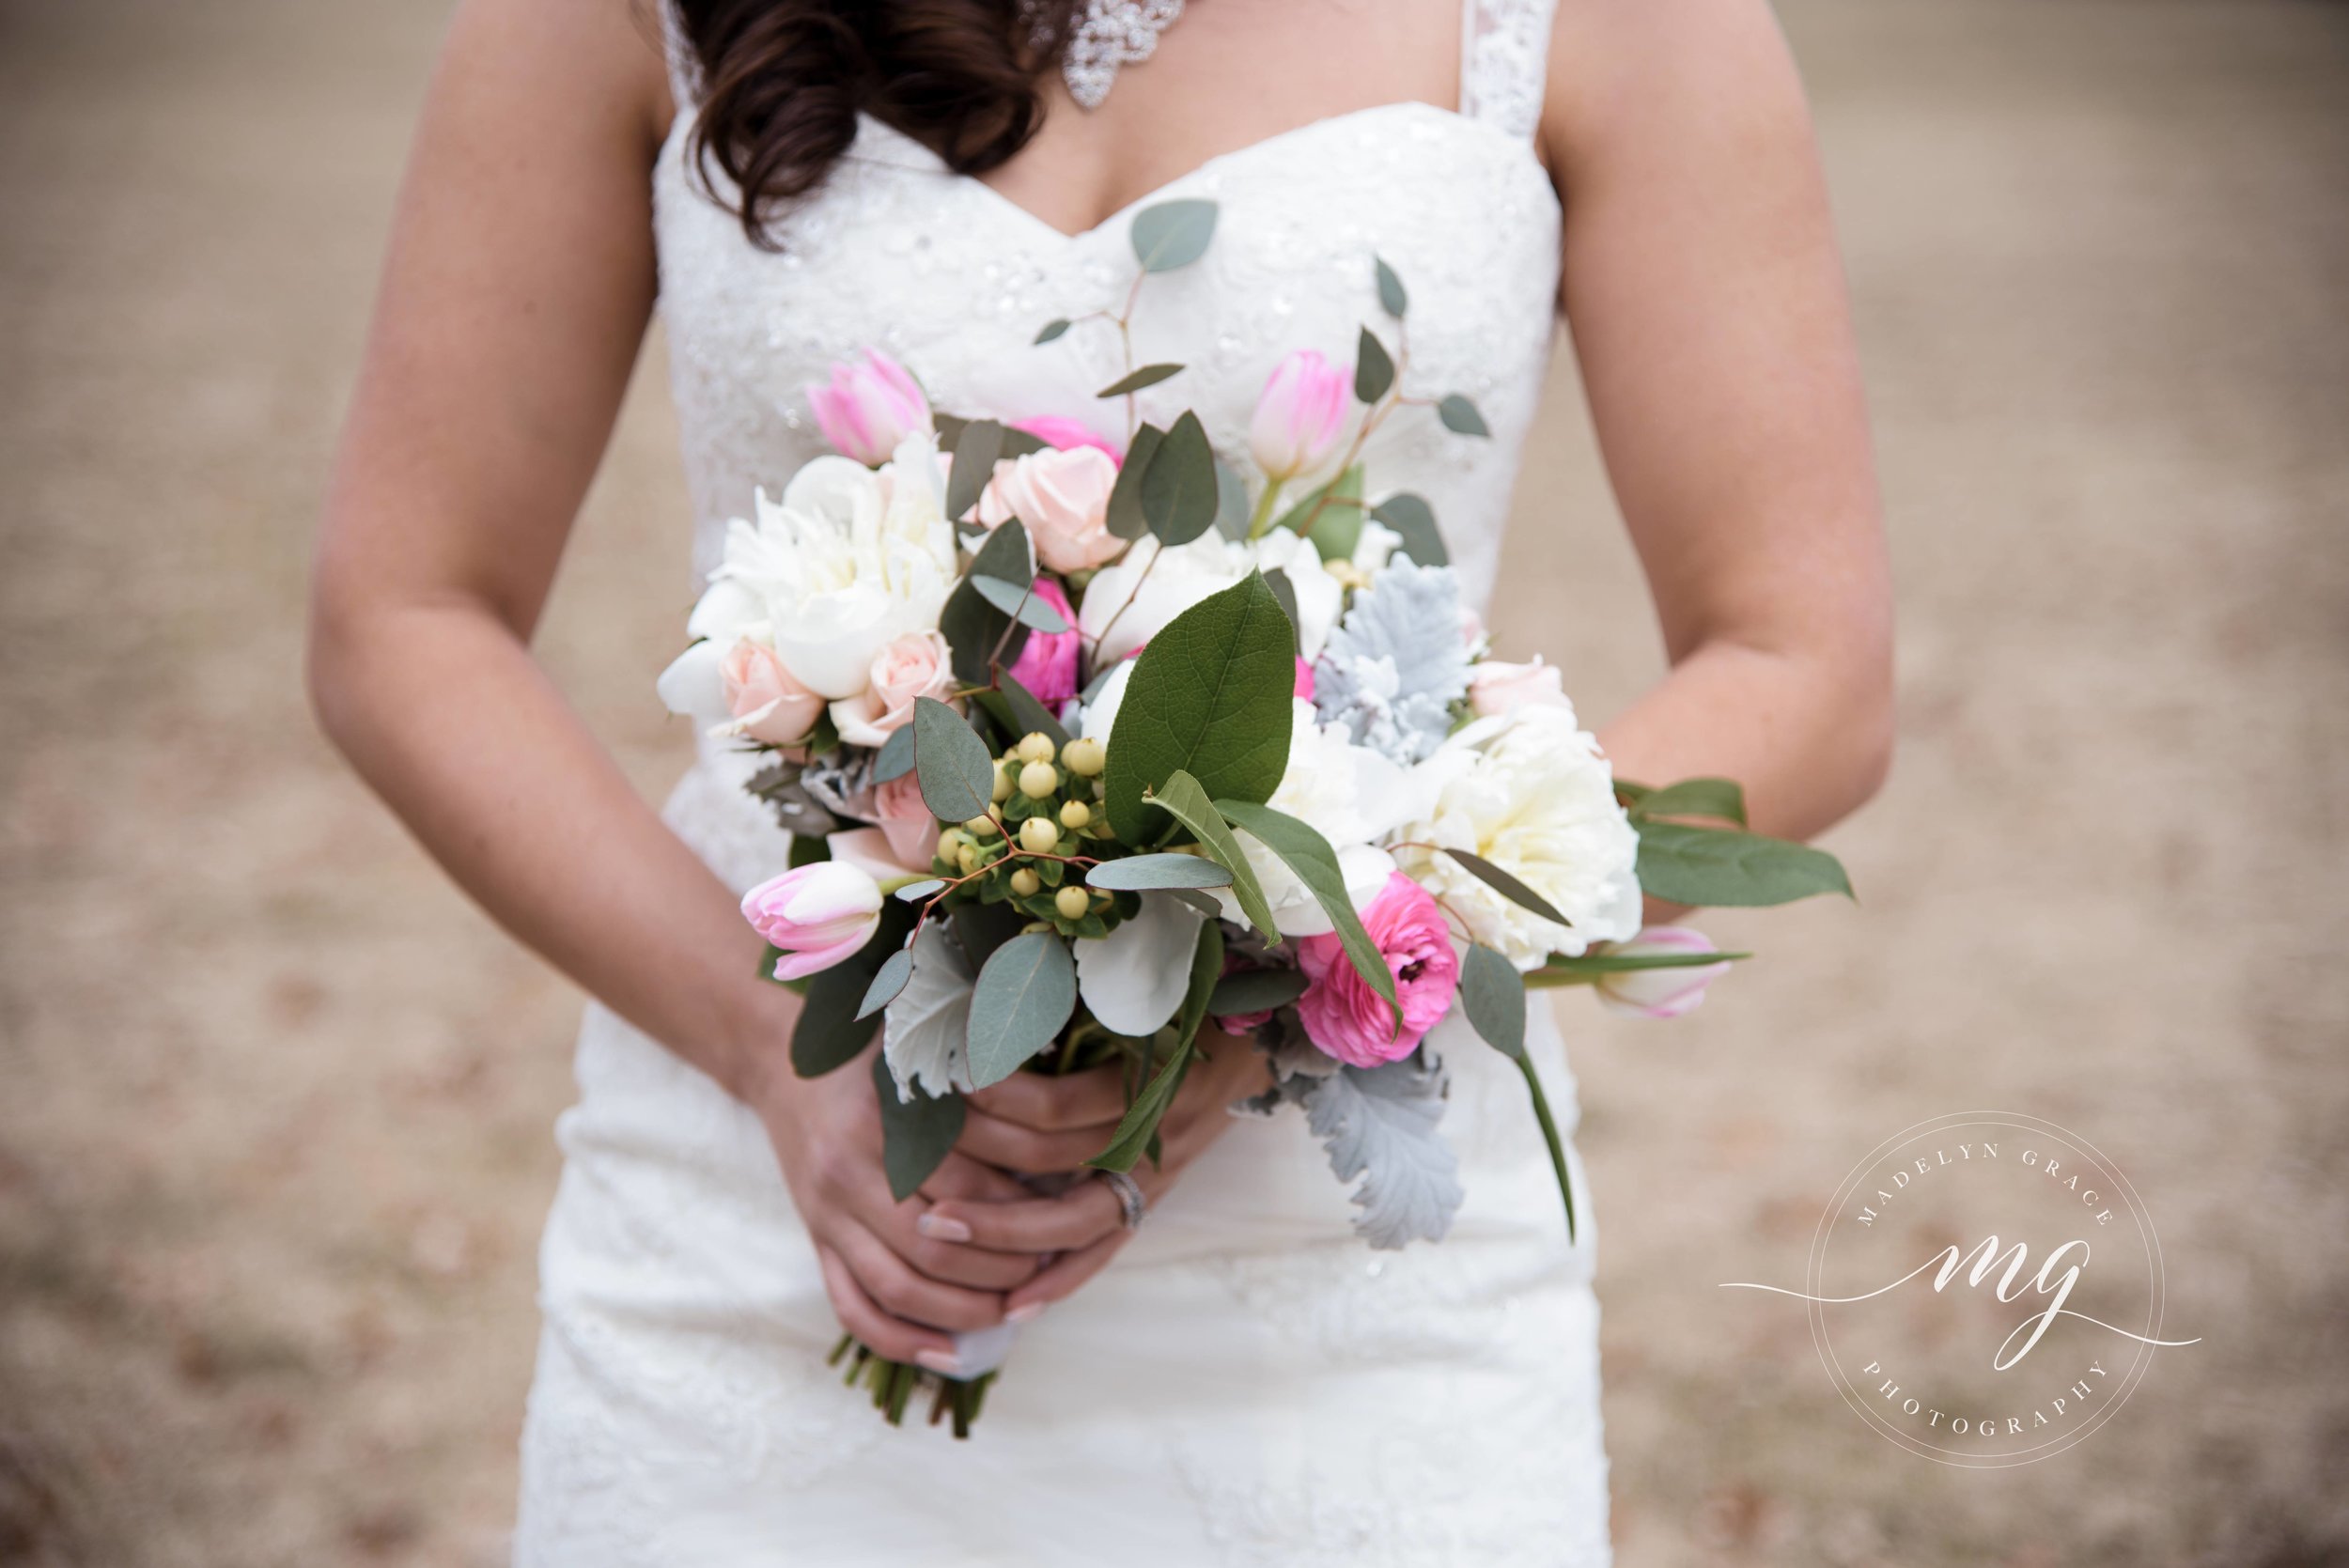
[309,0,1031,1370]
[1544,0,1896,840]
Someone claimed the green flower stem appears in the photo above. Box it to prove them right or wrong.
[1246,475,1286,539]
[1516,1053,1578,1244]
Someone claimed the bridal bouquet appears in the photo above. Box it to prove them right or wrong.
[659,201,1851,1435]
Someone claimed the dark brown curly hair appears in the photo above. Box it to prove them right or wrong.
[673,0,1085,248]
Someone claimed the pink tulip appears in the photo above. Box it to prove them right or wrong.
[1297,873,1460,1068]
[1010,416,1122,463]
[1594,927,1733,1019]
[740,862,885,982]
[1249,349,1349,481]
[1004,579,1082,706]
[807,349,932,465]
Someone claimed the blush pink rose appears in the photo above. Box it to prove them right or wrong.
[719,641,825,745]
[1296,872,1461,1068]
[1004,578,1082,706]
[1010,416,1122,462]
[869,770,941,870]
[830,630,954,748]
[1468,657,1572,718]
[973,446,1124,574]
[741,861,884,982]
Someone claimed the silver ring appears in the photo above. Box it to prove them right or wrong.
[1098,1169,1147,1231]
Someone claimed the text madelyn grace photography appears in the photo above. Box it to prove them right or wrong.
[8,0,2342,1564]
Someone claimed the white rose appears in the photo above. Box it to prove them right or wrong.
[1078,657,1136,744]
[1393,705,1642,968]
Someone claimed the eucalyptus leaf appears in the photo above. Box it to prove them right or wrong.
[1437,395,1489,437]
[940,519,1032,683]
[1525,947,1749,989]
[1097,362,1186,398]
[911,696,997,824]
[1216,800,1399,1029]
[1083,853,1236,892]
[999,426,1049,458]
[1147,769,1279,939]
[1129,198,1218,272]
[1088,922,1223,1172]
[1207,966,1310,1016]
[1302,1057,1464,1249]
[1459,942,1527,1062]
[1140,410,1218,545]
[1105,422,1165,541]
[971,574,1071,633]
[1213,456,1251,540]
[1370,492,1449,567]
[1628,777,1749,826]
[1634,821,1855,908]
[1374,255,1408,318]
[1440,846,1571,928]
[1354,328,1395,404]
[872,1051,964,1202]
[872,723,917,784]
[995,668,1069,750]
[1034,318,1070,345]
[964,932,1079,1089]
[945,418,1003,522]
[855,942,917,1021]
[1103,573,1296,844]
[893,878,947,903]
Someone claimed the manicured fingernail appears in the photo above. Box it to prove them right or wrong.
[914,1348,965,1376]
[1006,1301,1047,1325]
[916,1213,973,1243]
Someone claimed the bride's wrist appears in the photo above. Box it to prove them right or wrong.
[712,975,801,1110]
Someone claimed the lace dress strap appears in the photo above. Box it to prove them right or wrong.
[1458,0,1562,142]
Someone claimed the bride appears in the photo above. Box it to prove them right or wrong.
[310,0,1891,1560]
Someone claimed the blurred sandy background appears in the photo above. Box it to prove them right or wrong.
[3,0,2345,1562]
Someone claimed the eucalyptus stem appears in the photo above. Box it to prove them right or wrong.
[1515,1053,1579,1243]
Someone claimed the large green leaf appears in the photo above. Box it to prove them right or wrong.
[1102,573,1296,844]
[1129,198,1218,272]
[940,519,1032,683]
[1139,411,1218,546]
[1148,769,1278,939]
[1105,422,1165,541]
[1214,800,1398,1029]
[1088,921,1223,1172]
[964,932,1078,1088]
[1458,942,1527,1062]
[1634,820,1854,908]
[944,418,1003,522]
[872,1051,964,1201]
[1628,777,1748,827]
[911,696,996,824]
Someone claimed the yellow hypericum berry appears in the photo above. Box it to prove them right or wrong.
[1053,885,1090,920]
[1018,760,1059,800]
[963,814,999,839]
[1019,816,1060,854]
[935,830,964,863]
[1009,867,1041,897]
[1058,800,1092,830]
[1017,732,1057,765]
[1061,737,1106,777]
[956,843,982,874]
[990,759,1016,803]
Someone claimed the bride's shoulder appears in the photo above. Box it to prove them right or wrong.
[437,0,676,157]
[1540,0,1819,180]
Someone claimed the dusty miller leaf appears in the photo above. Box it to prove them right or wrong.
[1302,1056,1465,1249]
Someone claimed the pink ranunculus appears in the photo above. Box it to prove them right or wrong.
[1010,416,1123,463]
[1296,873,1460,1068]
[1249,349,1349,482]
[972,446,1124,574]
[741,861,885,982]
[1594,927,1733,1019]
[718,640,825,745]
[1004,578,1082,706]
[1468,656,1572,718]
[830,631,955,749]
[869,770,941,870]
[1293,656,1316,702]
[807,349,932,466]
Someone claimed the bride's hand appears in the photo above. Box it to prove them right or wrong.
[748,1044,1044,1372]
[915,1028,1273,1319]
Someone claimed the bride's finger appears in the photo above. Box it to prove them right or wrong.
[954,1103,1119,1172]
[963,1064,1128,1132]
[815,1242,956,1367]
[917,1149,1033,1205]
[1003,1227,1129,1318]
[917,1177,1125,1255]
[834,1219,1007,1333]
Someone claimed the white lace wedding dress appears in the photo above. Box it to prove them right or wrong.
[515,2,1611,1561]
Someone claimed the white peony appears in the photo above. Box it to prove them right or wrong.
[1076,529,1345,665]
[1210,699,1423,938]
[1077,656,1135,745]
[1392,704,1643,969]
[660,431,960,711]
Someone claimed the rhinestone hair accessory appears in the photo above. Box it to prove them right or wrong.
[1053,0,1186,110]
